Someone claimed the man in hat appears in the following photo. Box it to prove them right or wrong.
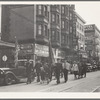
[34,60,42,82]
[26,58,33,84]
[55,59,63,84]
[63,60,71,83]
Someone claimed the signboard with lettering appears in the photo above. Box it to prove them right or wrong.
[57,49,65,58]
[85,25,94,31]
[35,44,49,57]
[20,44,32,50]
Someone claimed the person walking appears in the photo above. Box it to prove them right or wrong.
[63,60,71,83]
[73,61,79,79]
[26,58,33,84]
[40,63,45,84]
[81,61,87,77]
[78,61,82,79]
[34,60,42,82]
[44,62,51,84]
[55,59,63,84]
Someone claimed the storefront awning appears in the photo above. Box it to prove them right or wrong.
[0,40,15,49]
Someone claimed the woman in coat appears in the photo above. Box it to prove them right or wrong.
[73,61,79,79]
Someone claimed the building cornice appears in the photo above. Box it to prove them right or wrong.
[75,11,86,24]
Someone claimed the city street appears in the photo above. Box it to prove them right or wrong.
[0,71,100,92]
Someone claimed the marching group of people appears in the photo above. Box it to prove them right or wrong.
[25,58,87,85]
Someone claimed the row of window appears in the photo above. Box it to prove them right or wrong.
[37,24,48,37]
[37,24,70,44]
[38,5,69,15]
[51,30,60,41]
[77,22,84,32]
[76,31,85,42]
[61,34,69,45]
[37,5,48,17]
[61,6,69,16]
[61,20,69,30]
[51,13,60,24]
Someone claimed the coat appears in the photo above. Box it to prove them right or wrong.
[55,63,63,74]
[63,62,71,71]
[26,61,33,75]
[35,62,42,73]
[73,63,79,71]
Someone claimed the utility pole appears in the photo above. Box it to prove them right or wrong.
[32,5,36,67]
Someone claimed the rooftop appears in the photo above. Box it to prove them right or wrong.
[75,11,86,24]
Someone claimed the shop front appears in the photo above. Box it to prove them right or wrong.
[53,48,65,63]
[19,43,34,59]
[19,43,49,64]
[0,41,15,68]
[35,44,49,63]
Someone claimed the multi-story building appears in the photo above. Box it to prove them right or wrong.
[1,5,70,64]
[85,24,100,63]
[1,5,50,64]
[60,5,70,61]
[75,12,86,61]
[68,5,86,62]
[1,4,86,65]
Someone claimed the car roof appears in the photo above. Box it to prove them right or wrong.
[18,59,34,61]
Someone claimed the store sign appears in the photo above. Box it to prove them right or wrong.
[20,44,32,50]
[85,25,94,31]
[35,44,49,57]
[19,44,33,55]
[2,55,7,62]
[57,49,65,58]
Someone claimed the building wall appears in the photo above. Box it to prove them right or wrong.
[61,5,69,50]
[85,24,100,61]
[1,4,86,63]
[76,13,85,51]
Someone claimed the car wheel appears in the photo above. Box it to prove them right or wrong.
[5,74,14,85]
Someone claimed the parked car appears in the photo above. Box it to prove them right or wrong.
[86,63,93,72]
[92,64,98,71]
[0,59,35,85]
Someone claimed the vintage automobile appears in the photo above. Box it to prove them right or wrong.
[86,63,93,72]
[0,59,35,85]
[92,64,98,71]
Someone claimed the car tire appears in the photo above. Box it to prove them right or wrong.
[4,74,14,85]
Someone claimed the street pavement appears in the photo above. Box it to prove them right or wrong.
[0,70,100,92]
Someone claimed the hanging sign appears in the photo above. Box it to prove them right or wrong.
[2,55,7,62]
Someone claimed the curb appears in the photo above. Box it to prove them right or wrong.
[92,86,100,92]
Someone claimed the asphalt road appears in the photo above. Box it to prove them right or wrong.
[0,70,100,92]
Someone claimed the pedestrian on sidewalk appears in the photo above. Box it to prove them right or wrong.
[26,58,33,84]
[73,61,79,79]
[34,60,42,82]
[40,63,45,84]
[55,59,63,84]
[63,60,71,83]
[44,62,51,84]
[81,61,87,78]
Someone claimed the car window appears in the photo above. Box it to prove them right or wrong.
[18,66,25,69]
[18,61,26,66]
[18,61,26,68]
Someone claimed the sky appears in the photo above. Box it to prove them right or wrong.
[71,2,100,28]
[0,2,100,32]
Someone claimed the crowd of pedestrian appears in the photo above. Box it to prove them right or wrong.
[25,58,87,85]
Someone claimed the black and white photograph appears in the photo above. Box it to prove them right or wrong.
[0,1,100,98]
